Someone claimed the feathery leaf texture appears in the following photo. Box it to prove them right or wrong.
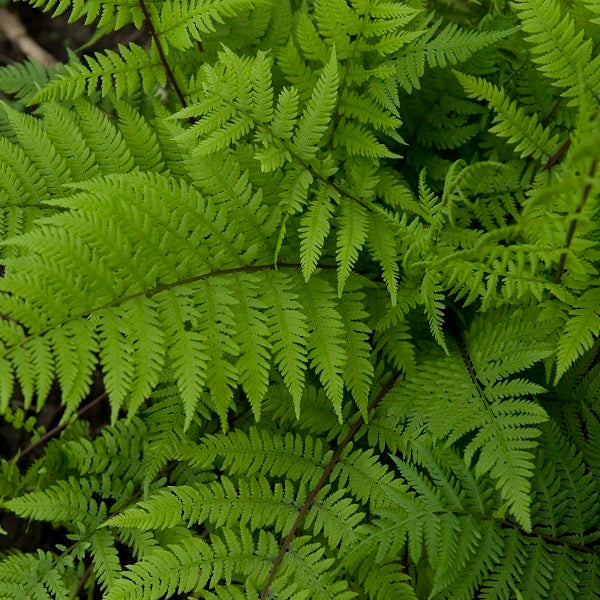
[0,0,600,598]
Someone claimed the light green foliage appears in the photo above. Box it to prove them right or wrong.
[0,0,598,598]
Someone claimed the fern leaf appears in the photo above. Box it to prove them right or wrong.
[181,427,330,487]
[50,321,98,416]
[0,552,70,600]
[41,102,100,181]
[195,278,240,426]
[338,89,401,132]
[455,72,559,161]
[336,281,374,418]
[250,50,274,123]
[297,276,347,420]
[292,47,338,159]
[367,212,399,305]
[512,0,600,103]
[95,308,136,421]
[74,99,135,173]
[421,270,448,353]
[123,297,165,416]
[555,288,600,382]
[232,274,271,419]
[424,22,515,69]
[336,199,369,296]
[104,536,213,600]
[155,0,259,50]
[334,119,399,158]
[113,99,165,172]
[3,105,71,194]
[263,271,309,414]
[392,328,549,529]
[0,59,56,104]
[159,290,209,427]
[30,44,165,103]
[353,561,417,600]
[5,478,102,525]
[89,529,121,591]
[299,184,335,281]
[271,86,300,139]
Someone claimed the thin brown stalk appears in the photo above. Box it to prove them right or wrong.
[544,138,572,170]
[138,0,188,109]
[74,563,94,597]
[554,157,598,284]
[11,391,107,464]
[259,371,402,599]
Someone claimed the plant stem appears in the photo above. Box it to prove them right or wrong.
[259,371,402,599]
[544,138,572,170]
[555,157,598,283]
[12,391,107,464]
[138,0,188,109]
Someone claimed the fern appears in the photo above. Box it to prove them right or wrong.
[0,0,599,598]
[455,72,560,161]
[512,0,600,104]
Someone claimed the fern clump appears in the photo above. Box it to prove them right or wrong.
[0,0,599,598]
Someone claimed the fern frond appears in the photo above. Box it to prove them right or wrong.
[555,288,600,383]
[4,477,105,525]
[297,276,347,420]
[0,551,70,600]
[0,59,57,104]
[263,271,309,415]
[299,184,335,281]
[390,310,552,529]
[179,426,330,487]
[336,199,369,295]
[292,48,338,160]
[30,44,165,103]
[334,119,398,158]
[336,280,374,417]
[106,476,363,550]
[3,104,71,194]
[396,19,514,92]
[455,72,559,161]
[153,0,260,50]
[89,529,121,591]
[421,270,448,353]
[512,0,600,104]
[367,212,399,305]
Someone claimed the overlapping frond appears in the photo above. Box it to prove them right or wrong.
[1,0,600,598]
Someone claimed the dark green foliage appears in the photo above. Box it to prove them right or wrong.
[0,0,599,598]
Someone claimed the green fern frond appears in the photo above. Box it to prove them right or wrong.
[555,288,600,383]
[421,270,448,353]
[153,0,260,50]
[0,551,70,600]
[0,59,58,104]
[512,0,600,104]
[4,477,106,525]
[367,211,400,305]
[455,72,560,161]
[396,18,515,92]
[30,44,165,103]
[263,271,309,415]
[292,47,338,160]
[1,0,600,597]
[297,277,347,420]
[106,476,363,549]
[390,309,553,529]
[299,184,335,281]
[90,529,121,591]
[336,199,370,295]
[3,104,71,194]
